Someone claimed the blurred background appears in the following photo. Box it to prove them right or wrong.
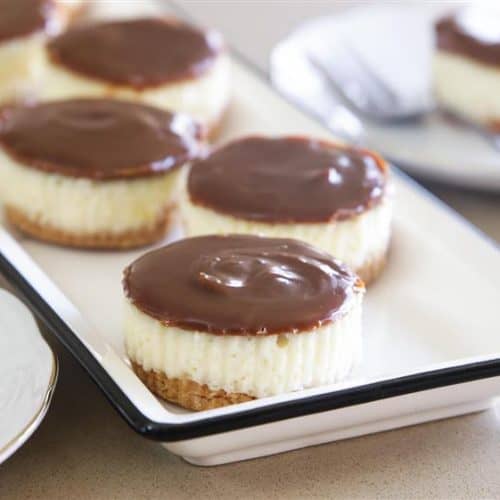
[176,0,500,243]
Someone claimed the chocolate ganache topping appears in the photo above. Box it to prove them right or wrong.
[0,99,200,180]
[436,9,500,67]
[188,137,387,223]
[0,0,55,43]
[47,18,224,89]
[123,235,363,335]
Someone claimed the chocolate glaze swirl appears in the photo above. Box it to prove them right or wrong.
[0,99,201,180]
[47,18,224,89]
[436,9,500,67]
[123,235,363,335]
[0,0,55,43]
[188,136,387,223]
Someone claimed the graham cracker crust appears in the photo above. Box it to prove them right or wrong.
[131,361,254,411]
[5,205,173,250]
[356,248,388,286]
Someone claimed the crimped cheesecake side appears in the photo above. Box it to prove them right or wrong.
[0,33,45,104]
[0,149,181,237]
[125,293,363,401]
[434,51,500,128]
[180,184,392,283]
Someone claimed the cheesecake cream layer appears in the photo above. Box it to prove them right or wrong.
[125,293,362,399]
[39,53,230,129]
[0,32,45,103]
[434,50,500,124]
[0,148,182,235]
[181,189,392,273]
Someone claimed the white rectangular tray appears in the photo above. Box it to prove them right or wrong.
[1,47,499,466]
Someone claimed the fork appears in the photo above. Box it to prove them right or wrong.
[308,41,500,152]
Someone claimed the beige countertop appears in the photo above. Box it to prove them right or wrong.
[1,2,500,498]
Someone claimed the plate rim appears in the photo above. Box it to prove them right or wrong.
[0,347,58,463]
[0,50,499,443]
[269,4,500,192]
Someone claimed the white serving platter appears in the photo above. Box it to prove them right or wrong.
[1,53,499,465]
[271,3,500,191]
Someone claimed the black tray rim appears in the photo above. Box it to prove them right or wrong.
[1,47,500,444]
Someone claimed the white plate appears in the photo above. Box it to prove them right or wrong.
[0,55,499,465]
[0,289,57,464]
[270,3,500,191]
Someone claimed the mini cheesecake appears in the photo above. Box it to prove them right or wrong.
[0,0,64,105]
[434,8,500,129]
[39,18,230,137]
[123,234,364,410]
[0,99,201,248]
[181,136,391,284]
